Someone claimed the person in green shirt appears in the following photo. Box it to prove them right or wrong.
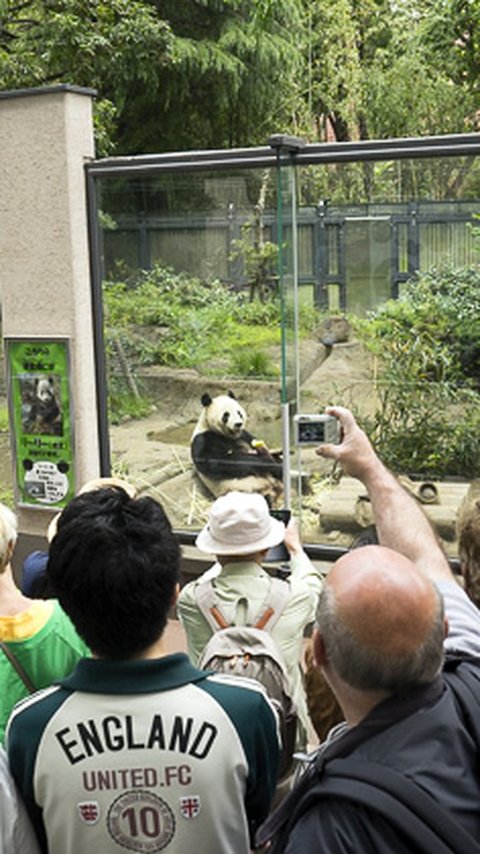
[0,502,89,743]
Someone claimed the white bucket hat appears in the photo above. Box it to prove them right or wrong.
[196,491,285,556]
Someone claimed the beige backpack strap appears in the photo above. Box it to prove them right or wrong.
[195,576,291,633]
[194,580,230,631]
[252,577,291,631]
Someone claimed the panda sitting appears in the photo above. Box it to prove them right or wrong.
[191,391,283,505]
[24,377,62,436]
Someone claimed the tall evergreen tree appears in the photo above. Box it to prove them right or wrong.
[0,0,305,153]
[121,0,304,152]
[0,0,477,153]
[0,0,174,153]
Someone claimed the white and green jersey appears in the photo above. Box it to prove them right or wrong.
[6,653,279,854]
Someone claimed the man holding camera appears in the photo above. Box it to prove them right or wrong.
[177,490,326,748]
[257,406,480,853]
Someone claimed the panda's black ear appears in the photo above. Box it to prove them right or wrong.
[201,393,212,407]
[227,390,237,400]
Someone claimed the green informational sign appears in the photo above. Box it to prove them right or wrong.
[6,339,75,508]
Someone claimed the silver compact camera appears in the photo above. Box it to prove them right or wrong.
[293,413,340,446]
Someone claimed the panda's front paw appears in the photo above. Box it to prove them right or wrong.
[251,440,271,457]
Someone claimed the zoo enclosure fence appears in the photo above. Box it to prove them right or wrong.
[85,133,480,560]
[102,199,480,314]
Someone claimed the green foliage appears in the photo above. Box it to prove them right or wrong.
[235,298,281,328]
[93,101,119,158]
[360,266,480,383]
[304,0,385,141]
[228,348,278,379]
[108,389,152,425]
[357,265,480,477]
[419,0,480,91]
[103,263,283,372]
[297,0,477,161]
[0,0,173,154]
[148,0,304,152]
[0,407,13,505]
[0,485,14,508]
[229,222,279,302]
[360,0,477,163]
[0,405,10,433]
[366,52,476,142]
[0,0,303,154]
[0,0,477,154]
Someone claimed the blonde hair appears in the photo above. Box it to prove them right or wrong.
[0,504,17,572]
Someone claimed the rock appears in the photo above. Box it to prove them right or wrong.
[317,315,351,346]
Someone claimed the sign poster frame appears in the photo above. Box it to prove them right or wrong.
[5,337,75,509]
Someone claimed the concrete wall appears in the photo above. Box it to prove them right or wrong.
[0,85,100,539]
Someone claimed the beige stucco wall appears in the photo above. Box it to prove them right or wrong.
[0,86,100,536]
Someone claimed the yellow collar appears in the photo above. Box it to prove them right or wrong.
[0,600,54,641]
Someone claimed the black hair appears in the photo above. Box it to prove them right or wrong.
[28,570,54,599]
[46,487,181,659]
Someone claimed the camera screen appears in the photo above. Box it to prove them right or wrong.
[264,508,291,563]
[269,509,291,524]
[297,421,326,443]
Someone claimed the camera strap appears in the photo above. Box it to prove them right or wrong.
[0,641,36,693]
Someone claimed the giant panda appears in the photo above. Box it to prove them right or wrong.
[24,376,62,436]
[191,391,283,505]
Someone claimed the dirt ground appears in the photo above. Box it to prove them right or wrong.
[109,339,371,530]
[109,339,469,555]
[0,334,468,555]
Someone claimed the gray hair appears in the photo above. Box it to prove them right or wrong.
[0,503,17,572]
[316,583,445,692]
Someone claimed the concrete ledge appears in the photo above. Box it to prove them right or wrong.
[0,85,97,100]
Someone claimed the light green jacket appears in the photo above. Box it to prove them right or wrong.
[177,552,325,744]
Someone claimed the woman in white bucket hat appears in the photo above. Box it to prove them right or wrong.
[178,490,326,747]
[195,491,286,555]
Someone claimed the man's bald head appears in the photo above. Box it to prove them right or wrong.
[316,545,445,693]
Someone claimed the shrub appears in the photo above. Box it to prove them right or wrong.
[229,349,278,379]
[357,265,480,478]
[103,263,284,371]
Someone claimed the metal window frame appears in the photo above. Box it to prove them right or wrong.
[85,132,480,558]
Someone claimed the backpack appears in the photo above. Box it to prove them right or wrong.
[256,659,480,853]
[195,576,298,780]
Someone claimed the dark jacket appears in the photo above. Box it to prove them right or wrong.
[258,668,480,853]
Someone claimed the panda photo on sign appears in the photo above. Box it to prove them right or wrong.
[191,391,283,505]
[23,376,62,436]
